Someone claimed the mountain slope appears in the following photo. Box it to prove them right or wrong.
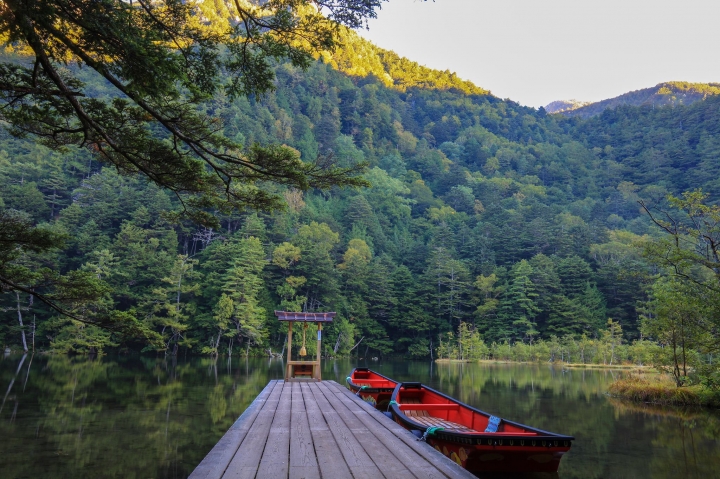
[3,20,720,356]
[548,81,720,118]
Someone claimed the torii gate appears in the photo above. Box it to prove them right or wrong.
[275,311,335,381]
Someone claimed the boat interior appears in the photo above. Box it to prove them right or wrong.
[396,386,540,436]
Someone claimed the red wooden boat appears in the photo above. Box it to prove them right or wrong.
[389,382,574,474]
[346,368,398,409]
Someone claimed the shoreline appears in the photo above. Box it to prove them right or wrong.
[608,374,720,408]
[434,358,653,370]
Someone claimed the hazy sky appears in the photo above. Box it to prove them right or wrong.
[357,0,720,108]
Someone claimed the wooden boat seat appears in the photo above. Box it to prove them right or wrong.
[412,415,477,433]
[400,398,477,432]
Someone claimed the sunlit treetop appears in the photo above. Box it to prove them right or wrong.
[0,0,385,225]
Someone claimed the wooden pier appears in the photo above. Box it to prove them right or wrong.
[189,380,476,479]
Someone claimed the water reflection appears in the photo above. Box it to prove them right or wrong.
[0,355,718,479]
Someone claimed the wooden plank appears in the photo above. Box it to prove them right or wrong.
[316,381,444,479]
[306,381,386,478]
[314,382,416,479]
[300,382,353,479]
[189,381,279,479]
[289,382,320,479]
[195,380,476,479]
[222,381,285,479]
[256,382,292,478]
[324,381,477,479]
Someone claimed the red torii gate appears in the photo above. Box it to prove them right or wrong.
[275,311,335,381]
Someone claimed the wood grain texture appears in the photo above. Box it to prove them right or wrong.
[190,380,478,479]
[222,382,284,479]
[317,382,446,479]
[189,381,279,479]
[289,382,320,479]
[256,381,292,478]
[300,382,354,479]
[325,381,477,479]
[306,380,385,477]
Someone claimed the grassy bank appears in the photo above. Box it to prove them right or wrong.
[608,373,720,408]
[435,358,653,370]
[562,363,652,370]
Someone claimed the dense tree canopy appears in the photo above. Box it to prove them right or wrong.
[0,0,385,335]
[0,8,718,386]
[0,0,384,221]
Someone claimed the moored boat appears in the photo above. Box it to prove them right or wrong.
[346,368,398,409]
[389,382,574,474]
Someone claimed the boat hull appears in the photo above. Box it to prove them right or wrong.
[346,368,397,409]
[424,436,570,473]
[390,382,573,474]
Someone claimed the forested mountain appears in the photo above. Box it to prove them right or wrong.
[1,26,718,360]
[548,81,720,118]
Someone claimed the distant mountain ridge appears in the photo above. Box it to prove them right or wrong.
[544,99,591,114]
[546,81,720,118]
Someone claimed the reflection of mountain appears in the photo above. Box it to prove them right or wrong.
[432,362,720,479]
[548,82,720,118]
[0,355,272,478]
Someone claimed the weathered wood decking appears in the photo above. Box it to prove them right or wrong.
[189,380,476,479]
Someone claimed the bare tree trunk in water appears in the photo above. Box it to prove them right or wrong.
[334,333,342,354]
[1,354,27,414]
[15,292,28,353]
[214,333,222,357]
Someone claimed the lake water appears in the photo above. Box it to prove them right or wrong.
[1,354,718,478]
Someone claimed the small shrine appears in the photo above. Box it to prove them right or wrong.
[275,311,335,381]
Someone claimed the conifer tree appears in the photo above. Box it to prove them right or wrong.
[221,236,267,355]
[497,260,540,342]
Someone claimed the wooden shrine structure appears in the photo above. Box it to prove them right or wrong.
[275,311,335,381]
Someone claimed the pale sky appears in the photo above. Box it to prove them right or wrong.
[357,0,720,108]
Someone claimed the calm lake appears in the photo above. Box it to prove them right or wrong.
[1,354,718,479]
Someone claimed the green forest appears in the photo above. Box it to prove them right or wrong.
[1,5,718,391]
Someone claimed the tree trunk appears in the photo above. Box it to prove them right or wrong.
[349,337,364,352]
[214,333,222,357]
[333,333,342,354]
[15,292,28,353]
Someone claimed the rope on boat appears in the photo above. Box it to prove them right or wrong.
[387,400,398,412]
[346,376,352,384]
[356,385,368,396]
[419,426,444,442]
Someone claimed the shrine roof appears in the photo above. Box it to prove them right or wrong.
[274,311,336,322]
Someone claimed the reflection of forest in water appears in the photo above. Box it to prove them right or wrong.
[1,356,718,479]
